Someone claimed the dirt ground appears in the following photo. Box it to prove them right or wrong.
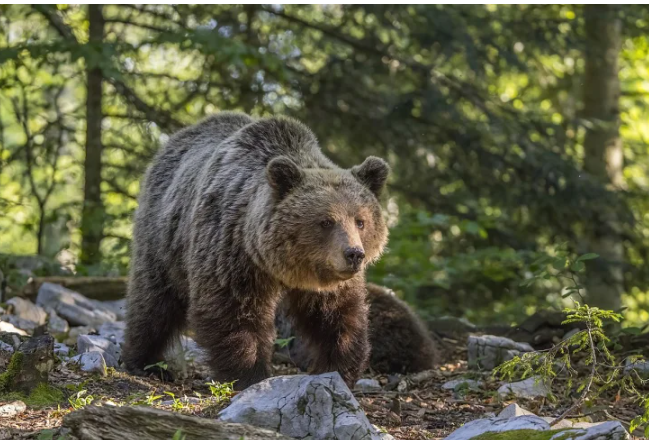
[0,339,646,439]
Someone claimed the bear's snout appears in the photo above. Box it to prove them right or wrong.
[344,247,365,271]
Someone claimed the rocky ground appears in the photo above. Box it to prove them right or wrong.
[0,279,646,439]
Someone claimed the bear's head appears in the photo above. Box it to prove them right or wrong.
[263,155,390,290]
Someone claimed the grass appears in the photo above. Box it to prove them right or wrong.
[0,383,65,407]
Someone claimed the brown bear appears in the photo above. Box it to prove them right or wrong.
[275,283,439,374]
[122,112,390,389]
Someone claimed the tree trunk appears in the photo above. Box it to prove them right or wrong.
[62,405,291,440]
[80,4,105,266]
[582,5,623,310]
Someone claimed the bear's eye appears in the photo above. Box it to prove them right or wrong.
[320,219,334,229]
[356,219,365,230]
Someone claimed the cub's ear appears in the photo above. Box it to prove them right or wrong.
[266,156,304,198]
[351,156,390,196]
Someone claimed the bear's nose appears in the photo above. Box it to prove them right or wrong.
[344,247,365,270]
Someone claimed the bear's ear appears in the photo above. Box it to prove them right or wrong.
[351,156,390,196]
[267,156,304,198]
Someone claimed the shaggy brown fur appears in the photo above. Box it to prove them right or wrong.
[275,283,439,374]
[122,112,390,389]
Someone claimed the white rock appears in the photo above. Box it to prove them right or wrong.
[6,297,47,325]
[54,342,70,358]
[97,321,126,346]
[498,376,550,399]
[467,335,534,370]
[0,321,28,336]
[441,379,483,391]
[36,283,116,326]
[77,334,120,367]
[0,400,27,418]
[219,372,383,440]
[95,299,127,321]
[355,378,381,392]
[46,309,69,339]
[63,326,96,345]
[445,415,550,440]
[497,403,536,418]
[166,336,209,378]
[624,358,649,377]
[554,421,629,439]
[69,352,107,376]
[0,315,39,333]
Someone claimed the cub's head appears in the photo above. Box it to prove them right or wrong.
[263,156,390,291]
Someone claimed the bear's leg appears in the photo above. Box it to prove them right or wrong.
[190,286,277,391]
[286,282,370,387]
[122,265,187,379]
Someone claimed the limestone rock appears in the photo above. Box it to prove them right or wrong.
[497,376,550,399]
[355,378,382,392]
[95,299,127,321]
[47,309,70,339]
[467,335,534,370]
[36,283,116,327]
[0,315,39,334]
[63,326,96,346]
[77,334,120,368]
[441,379,483,391]
[0,321,28,336]
[219,372,383,440]
[6,297,47,325]
[54,342,70,358]
[97,321,126,346]
[69,352,107,376]
[445,415,550,440]
[0,400,26,418]
[497,403,536,418]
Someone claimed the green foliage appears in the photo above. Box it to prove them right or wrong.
[0,351,23,392]
[494,253,649,434]
[0,383,65,408]
[171,430,186,440]
[274,337,294,349]
[206,380,235,403]
[67,389,94,410]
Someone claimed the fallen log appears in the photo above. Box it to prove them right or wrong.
[62,405,291,440]
[22,276,128,301]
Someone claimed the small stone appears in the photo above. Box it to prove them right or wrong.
[0,340,14,369]
[6,297,47,325]
[441,379,483,391]
[54,342,71,358]
[445,415,550,440]
[498,376,550,399]
[497,403,536,418]
[77,335,120,368]
[562,328,581,341]
[94,299,127,321]
[0,400,27,418]
[36,283,116,327]
[467,335,534,370]
[63,326,96,346]
[355,378,381,392]
[46,309,70,340]
[0,321,28,336]
[219,372,383,440]
[0,315,39,334]
[69,352,107,376]
[97,321,126,346]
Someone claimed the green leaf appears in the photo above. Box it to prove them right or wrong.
[576,253,599,261]
[571,261,585,272]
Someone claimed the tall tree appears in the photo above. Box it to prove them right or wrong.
[80,4,105,265]
[582,5,624,310]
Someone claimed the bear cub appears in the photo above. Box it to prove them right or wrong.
[122,112,390,389]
